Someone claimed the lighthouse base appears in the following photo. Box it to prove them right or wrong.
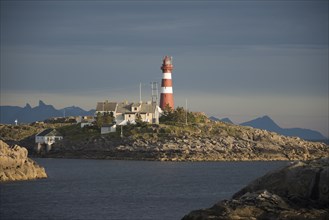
[160,93,174,110]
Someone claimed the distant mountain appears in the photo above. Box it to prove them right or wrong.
[220,117,234,124]
[240,115,327,141]
[0,100,95,124]
[209,116,234,124]
[0,106,22,124]
[60,106,95,117]
[240,116,281,132]
[209,116,220,121]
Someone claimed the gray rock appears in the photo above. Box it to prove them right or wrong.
[182,158,329,220]
[45,122,328,162]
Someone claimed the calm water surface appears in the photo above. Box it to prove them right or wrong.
[0,159,288,220]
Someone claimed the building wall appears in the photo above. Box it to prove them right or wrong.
[35,136,63,144]
[101,125,116,134]
[141,113,153,123]
[95,102,160,125]
[124,113,136,122]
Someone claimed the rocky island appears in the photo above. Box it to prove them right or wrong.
[44,121,328,161]
[1,114,328,161]
[0,140,47,182]
[182,157,329,219]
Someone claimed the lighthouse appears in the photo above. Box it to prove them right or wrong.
[160,56,174,110]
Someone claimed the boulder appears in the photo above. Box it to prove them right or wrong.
[0,140,47,182]
[182,158,329,220]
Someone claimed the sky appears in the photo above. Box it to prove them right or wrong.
[1,0,328,136]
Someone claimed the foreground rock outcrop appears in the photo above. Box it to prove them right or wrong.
[182,158,329,220]
[0,140,47,182]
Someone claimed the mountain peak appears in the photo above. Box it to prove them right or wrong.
[258,115,276,123]
[240,115,282,132]
[38,100,46,107]
[261,115,272,120]
[209,116,220,121]
[24,103,32,109]
[209,116,234,124]
[220,118,234,124]
[240,115,326,140]
[0,102,94,124]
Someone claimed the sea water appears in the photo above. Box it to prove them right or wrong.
[0,159,287,220]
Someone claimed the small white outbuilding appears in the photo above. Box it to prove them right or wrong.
[35,129,63,152]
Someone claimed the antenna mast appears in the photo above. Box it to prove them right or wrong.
[151,81,158,104]
[185,99,188,125]
[139,82,142,103]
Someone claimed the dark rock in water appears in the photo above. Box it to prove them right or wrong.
[182,158,329,220]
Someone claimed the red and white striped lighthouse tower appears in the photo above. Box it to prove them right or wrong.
[160,56,174,110]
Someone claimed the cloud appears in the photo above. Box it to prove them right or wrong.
[2,1,327,49]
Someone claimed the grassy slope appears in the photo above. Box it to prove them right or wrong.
[0,121,260,143]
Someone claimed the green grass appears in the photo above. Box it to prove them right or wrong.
[0,120,235,143]
[57,124,101,141]
[0,123,65,141]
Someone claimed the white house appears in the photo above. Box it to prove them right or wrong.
[95,100,161,125]
[35,129,63,152]
[101,124,117,134]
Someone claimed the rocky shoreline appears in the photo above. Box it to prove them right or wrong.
[46,123,328,161]
[182,158,329,220]
[0,140,47,182]
[1,121,328,162]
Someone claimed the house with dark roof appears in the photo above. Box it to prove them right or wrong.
[95,100,160,125]
[96,101,117,113]
[35,129,63,152]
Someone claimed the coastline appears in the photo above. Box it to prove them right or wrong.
[44,123,328,161]
[2,122,328,163]
[38,151,317,162]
